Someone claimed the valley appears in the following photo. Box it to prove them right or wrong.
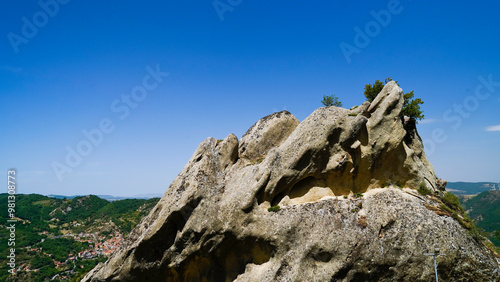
[0,194,159,281]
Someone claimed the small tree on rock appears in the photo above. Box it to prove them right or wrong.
[321,95,342,107]
[364,77,424,121]
[363,78,390,102]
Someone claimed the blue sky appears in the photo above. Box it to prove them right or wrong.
[1,1,499,197]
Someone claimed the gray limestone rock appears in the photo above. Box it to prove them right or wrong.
[238,110,299,164]
[83,83,500,282]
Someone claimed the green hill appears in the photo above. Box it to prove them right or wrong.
[50,195,110,222]
[94,198,159,233]
[460,190,500,246]
[0,193,160,281]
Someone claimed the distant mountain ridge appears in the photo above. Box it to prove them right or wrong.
[47,193,163,201]
[447,182,500,195]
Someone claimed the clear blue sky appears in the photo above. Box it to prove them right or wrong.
[1,1,499,196]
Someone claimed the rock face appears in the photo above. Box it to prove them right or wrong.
[83,82,500,281]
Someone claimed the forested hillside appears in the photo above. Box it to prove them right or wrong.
[0,194,159,281]
[460,190,500,247]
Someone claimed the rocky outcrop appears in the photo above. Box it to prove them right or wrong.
[238,110,299,163]
[83,82,500,281]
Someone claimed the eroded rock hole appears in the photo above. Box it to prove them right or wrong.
[288,176,325,199]
[327,127,343,147]
[255,173,271,206]
[314,251,333,262]
[269,173,366,206]
[134,197,201,263]
[293,149,313,171]
[166,233,276,282]
[270,191,286,207]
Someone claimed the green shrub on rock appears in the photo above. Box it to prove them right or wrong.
[417,183,432,196]
[268,205,280,212]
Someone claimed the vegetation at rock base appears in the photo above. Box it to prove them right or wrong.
[268,205,280,212]
[364,77,425,121]
[421,189,494,249]
[417,182,432,196]
[321,95,342,107]
[442,192,464,213]
[436,192,490,245]
[494,231,500,242]
[459,190,500,249]
[354,192,364,198]
[0,193,159,281]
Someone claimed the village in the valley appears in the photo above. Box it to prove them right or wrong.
[20,230,123,271]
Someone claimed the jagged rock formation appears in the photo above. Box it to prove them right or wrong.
[83,82,500,281]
